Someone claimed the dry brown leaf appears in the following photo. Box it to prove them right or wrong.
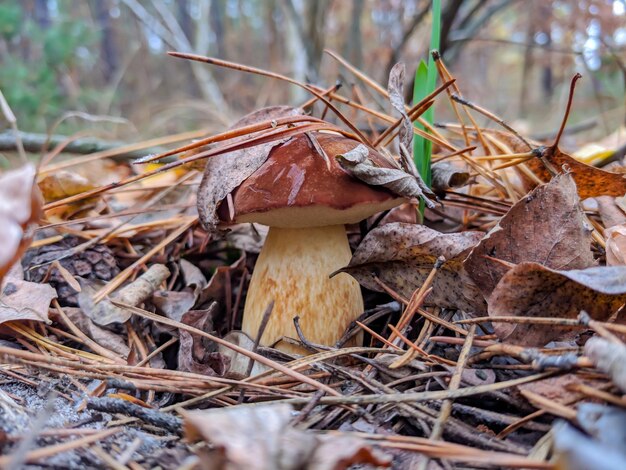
[197,106,303,235]
[60,307,130,358]
[180,259,207,294]
[489,262,626,346]
[184,404,391,470]
[431,161,470,192]
[517,374,605,405]
[0,164,42,283]
[79,264,170,325]
[217,331,269,377]
[178,305,230,376]
[337,223,486,314]
[225,223,268,254]
[0,265,56,325]
[526,146,626,199]
[605,225,626,266]
[465,173,595,300]
[387,62,412,152]
[152,290,197,322]
[596,196,626,228]
[197,255,246,319]
[336,145,436,207]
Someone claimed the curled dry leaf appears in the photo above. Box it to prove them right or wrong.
[337,223,486,314]
[58,307,130,358]
[153,259,208,321]
[79,264,170,325]
[336,145,436,208]
[178,305,229,376]
[0,265,56,325]
[465,173,595,300]
[489,262,626,346]
[0,164,42,283]
[387,62,412,153]
[184,404,391,470]
[596,195,626,228]
[225,223,268,254]
[217,331,269,377]
[152,290,196,322]
[605,225,626,266]
[431,161,470,192]
[584,337,626,393]
[197,106,303,235]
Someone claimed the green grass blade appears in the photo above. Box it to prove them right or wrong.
[412,0,441,217]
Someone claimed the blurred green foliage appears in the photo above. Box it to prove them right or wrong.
[0,1,98,133]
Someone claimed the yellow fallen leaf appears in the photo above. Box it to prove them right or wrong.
[573,144,614,166]
[38,170,94,202]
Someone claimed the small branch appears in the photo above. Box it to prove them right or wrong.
[0,89,27,163]
[87,397,182,434]
[0,131,166,160]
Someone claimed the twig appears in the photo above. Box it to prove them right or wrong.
[0,88,27,163]
[87,397,182,434]
[418,325,476,470]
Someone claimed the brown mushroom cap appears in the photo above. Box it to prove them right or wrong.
[218,133,405,228]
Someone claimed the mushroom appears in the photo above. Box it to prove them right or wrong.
[216,131,406,353]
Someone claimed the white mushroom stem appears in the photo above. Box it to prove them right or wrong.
[242,224,363,354]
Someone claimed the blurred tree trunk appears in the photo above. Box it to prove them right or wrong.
[439,0,464,57]
[210,0,226,59]
[177,0,193,41]
[177,0,197,96]
[94,0,118,83]
[266,0,280,71]
[384,1,429,79]
[519,10,536,118]
[304,0,329,81]
[33,0,50,28]
[445,0,515,62]
[539,3,553,99]
[344,0,364,70]
[281,0,329,103]
[121,0,230,119]
[282,0,308,103]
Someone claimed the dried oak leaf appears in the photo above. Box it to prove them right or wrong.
[337,223,486,314]
[481,129,626,199]
[489,262,626,346]
[197,106,303,235]
[0,164,42,283]
[526,146,626,199]
[184,404,391,470]
[465,173,595,301]
[335,144,436,207]
[0,265,56,324]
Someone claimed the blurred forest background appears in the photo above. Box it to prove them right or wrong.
[0,0,624,146]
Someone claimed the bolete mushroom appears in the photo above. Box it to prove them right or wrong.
[216,131,405,353]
